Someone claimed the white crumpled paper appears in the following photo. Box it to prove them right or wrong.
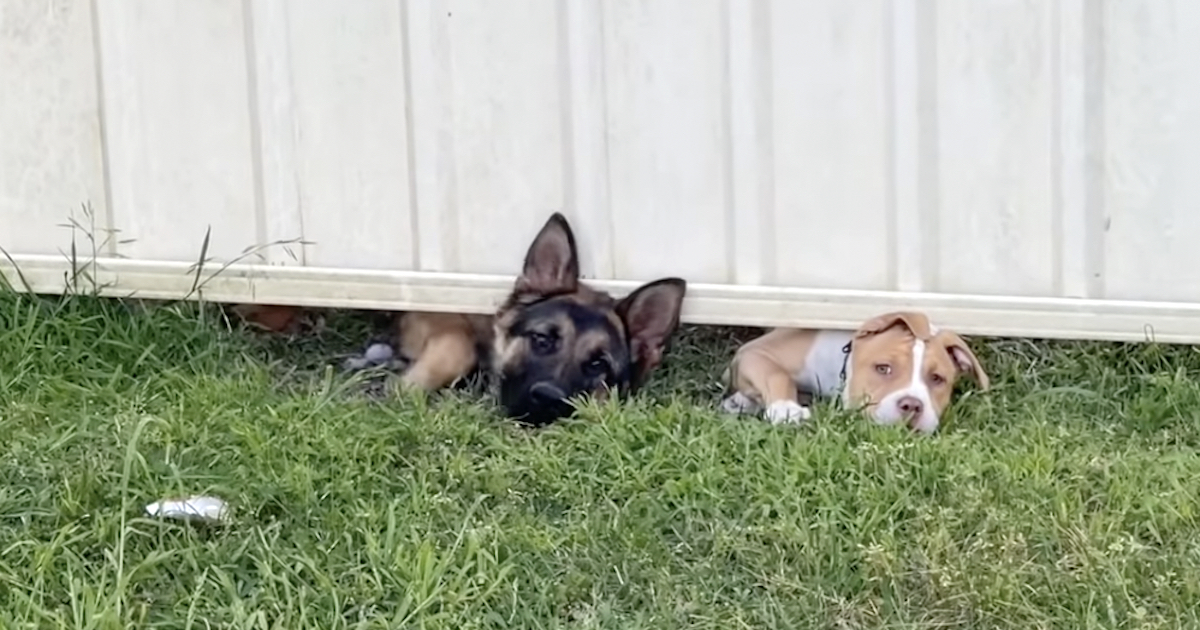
[145,495,230,524]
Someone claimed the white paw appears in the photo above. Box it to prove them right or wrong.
[721,392,760,414]
[764,401,811,425]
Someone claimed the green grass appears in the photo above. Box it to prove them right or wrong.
[2,291,1200,629]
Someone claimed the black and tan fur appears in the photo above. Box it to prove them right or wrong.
[364,213,687,426]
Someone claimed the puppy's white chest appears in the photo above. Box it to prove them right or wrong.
[793,329,854,397]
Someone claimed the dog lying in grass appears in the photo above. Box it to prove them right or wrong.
[338,213,688,426]
[721,311,989,434]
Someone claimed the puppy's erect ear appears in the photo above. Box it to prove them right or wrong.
[940,332,991,392]
[616,278,687,386]
[514,213,580,298]
[854,311,935,340]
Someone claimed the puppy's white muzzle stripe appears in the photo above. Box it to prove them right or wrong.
[870,338,940,433]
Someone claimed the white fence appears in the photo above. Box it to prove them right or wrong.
[2,0,1199,342]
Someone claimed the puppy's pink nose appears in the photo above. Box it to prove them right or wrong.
[898,396,923,417]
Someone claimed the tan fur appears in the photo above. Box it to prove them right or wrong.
[392,312,491,390]
[725,328,819,408]
[723,310,989,430]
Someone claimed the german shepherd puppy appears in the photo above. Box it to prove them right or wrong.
[354,213,688,426]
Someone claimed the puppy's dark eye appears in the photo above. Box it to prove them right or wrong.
[529,332,556,355]
[874,363,892,376]
[583,356,609,378]
[930,373,946,386]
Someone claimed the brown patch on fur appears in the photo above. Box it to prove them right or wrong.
[854,311,937,342]
[388,311,491,391]
[230,304,322,335]
[723,328,820,408]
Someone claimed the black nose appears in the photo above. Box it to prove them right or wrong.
[529,382,568,407]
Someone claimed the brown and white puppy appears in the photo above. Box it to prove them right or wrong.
[721,311,989,434]
[354,213,688,426]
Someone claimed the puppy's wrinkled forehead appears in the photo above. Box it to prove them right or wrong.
[854,325,916,366]
[855,324,954,369]
[864,323,916,347]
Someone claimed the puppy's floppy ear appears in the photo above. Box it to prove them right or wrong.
[616,278,687,386]
[514,213,580,298]
[940,332,990,391]
[854,311,935,340]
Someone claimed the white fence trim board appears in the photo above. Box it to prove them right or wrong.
[3,254,1197,344]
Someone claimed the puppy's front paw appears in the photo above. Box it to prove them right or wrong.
[721,392,760,414]
[764,400,811,425]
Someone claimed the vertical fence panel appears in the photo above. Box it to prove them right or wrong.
[887,0,937,294]
[402,0,456,273]
[442,0,566,277]
[94,0,259,262]
[268,0,415,270]
[245,0,304,266]
[561,0,616,281]
[725,0,773,287]
[1052,0,1104,300]
[933,0,1058,297]
[0,0,107,256]
[602,0,731,284]
[768,0,892,291]
[1103,0,1200,303]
